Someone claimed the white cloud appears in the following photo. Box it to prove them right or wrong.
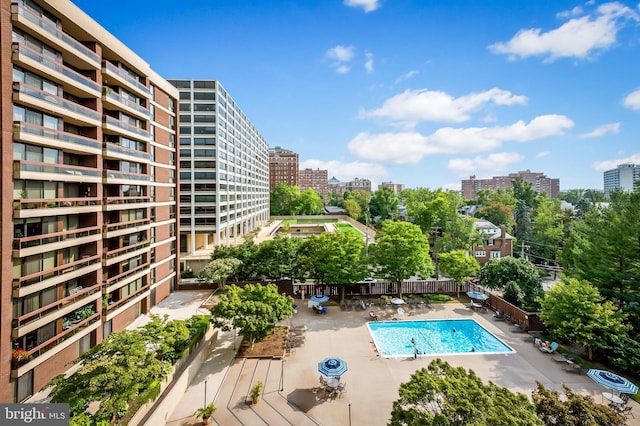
[578,122,620,138]
[361,87,527,126]
[344,0,380,13]
[623,88,640,110]
[489,2,639,61]
[325,45,355,62]
[299,159,389,183]
[536,150,551,158]
[593,153,640,171]
[365,52,374,73]
[348,114,574,165]
[557,6,584,18]
[325,45,355,74]
[394,70,419,84]
[448,152,524,175]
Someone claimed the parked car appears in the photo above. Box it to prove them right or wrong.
[358,278,377,284]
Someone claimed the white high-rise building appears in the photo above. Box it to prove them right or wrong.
[169,80,269,272]
[603,163,640,198]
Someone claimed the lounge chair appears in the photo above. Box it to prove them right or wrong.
[552,354,575,363]
[493,311,506,321]
[562,365,588,374]
[540,342,558,353]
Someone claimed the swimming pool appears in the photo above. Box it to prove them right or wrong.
[367,319,515,357]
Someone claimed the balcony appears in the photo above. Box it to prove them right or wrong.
[103,141,150,163]
[104,240,150,267]
[102,90,149,120]
[102,61,149,98]
[103,169,151,185]
[13,196,101,219]
[12,43,100,98]
[11,2,100,69]
[105,262,150,291]
[104,195,151,211]
[13,121,101,154]
[103,116,149,141]
[13,225,101,258]
[12,254,101,297]
[14,158,101,181]
[103,217,151,239]
[13,82,100,126]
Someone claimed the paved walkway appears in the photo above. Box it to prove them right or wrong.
[159,292,639,426]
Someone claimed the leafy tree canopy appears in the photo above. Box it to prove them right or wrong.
[538,277,630,360]
[370,187,399,222]
[532,382,625,426]
[478,257,542,310]
[200,258,242,287]
[438,250,480,297]
[209,283,294,348]
[270,183,298,215]
[369,221,433,297]
[389,359,542,426]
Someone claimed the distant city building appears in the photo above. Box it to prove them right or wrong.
[269,146,299,190]
[471,220,514,264]
[603,163,640,197]
[461,170,559,200]
[169,79,270,267]
[299,168,329,202]
[3,0,179,401]
[346,177,372,193]
[328,176,346,197]
[378,181,405,194]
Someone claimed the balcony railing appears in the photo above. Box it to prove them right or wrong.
[103,169,151,182]
[104,239,149,260]
[104,141,149,161]
[104,196,150,205]
[102,61,148,94]
[104,218,150,235]
[105,284,150,313]
[12,2,100,66]
[105,262,150,288]
[13,160,101,182]
[14,121,101,151]
[13,82,100,122]
[25,312,101,361]
[104,116,149,139]
[104,90,148,116]
[13,283,101,329]
[12,42,99,93]
[13,254,100,289]
[13,196,100,212]
[13,225,100,251]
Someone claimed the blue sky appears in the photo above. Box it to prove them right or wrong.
[72,0,640,191]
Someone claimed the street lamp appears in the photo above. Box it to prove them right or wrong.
[348,400,352,426]
[204,379,208,406]
[280,359,285,392]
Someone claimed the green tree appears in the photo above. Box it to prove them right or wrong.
[255,236,302,280]
[270,183,298,215]
[438,250,480,298]
[511,177,538,209]
[478,257,542,310]
[200,257,242,287]
[532,382,625,425]
[293,188,324,215]
[47,329,172,423]
[538,278,630,360]
[529,197,564,266]
[558,189,585,205]
[369,221,433,298]
[513,199,532,244]
[343,198,362,220]
[389,359,542,426]
[370,187,399,222]
[351,189,371,223]
[327,190,342,207]
[211,241,260,281]
[209,283,294,348]
[475,189,516,229]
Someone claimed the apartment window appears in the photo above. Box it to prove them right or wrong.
[179,103,190,112]
[16,370,33,402]
[179,92,191,100]
[194,104,215,112]
[490,251,501,259]
[474,251,486,257]
[487,239,494,246]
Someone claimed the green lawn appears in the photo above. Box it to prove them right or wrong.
[281,218,338,224]
[335,223,361,235]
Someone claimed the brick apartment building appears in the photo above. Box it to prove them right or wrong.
[268,146,298,191]
[461,170,559,200]
[299,168,328,202]
[1,0,179,401]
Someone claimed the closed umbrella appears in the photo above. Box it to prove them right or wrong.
[318,357,348,377]
[466,291,489,301]
[587,369,638,394]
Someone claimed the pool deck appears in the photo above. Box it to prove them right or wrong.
[163,293,639,426]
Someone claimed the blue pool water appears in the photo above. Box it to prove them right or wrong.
[367,319,515,357]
